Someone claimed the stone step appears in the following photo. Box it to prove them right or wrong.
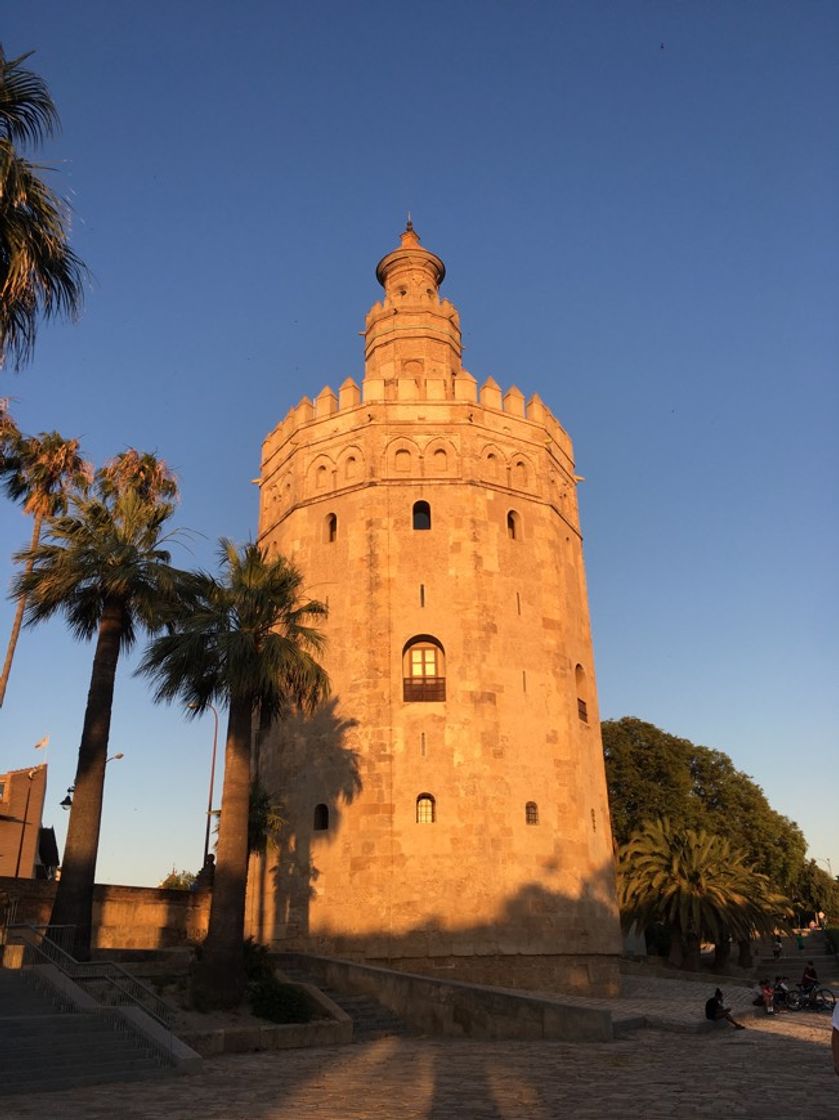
[277,960,411,1040]
[0,967,175,1097]
[1,1064,172,1097]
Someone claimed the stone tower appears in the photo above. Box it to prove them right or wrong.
[253,224,622,995]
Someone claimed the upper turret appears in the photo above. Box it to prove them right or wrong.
[364,221,463,392]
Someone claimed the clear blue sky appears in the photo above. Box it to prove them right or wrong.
[2,1,836,886]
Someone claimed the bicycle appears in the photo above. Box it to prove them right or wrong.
[786,985,835,1012]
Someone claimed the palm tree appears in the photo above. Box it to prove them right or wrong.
[1,45,87,369]
[14,453,179,959]
[0,427,91,706]
[138,540,329,1009]
[617,818,791,970]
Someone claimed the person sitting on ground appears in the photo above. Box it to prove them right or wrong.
[759,978,775,1013]
[705,988,746,1029]
[801,961,819,993]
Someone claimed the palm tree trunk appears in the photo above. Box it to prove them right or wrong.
[0,512,42,707]
[192,698,253,1009]
[50,596,124,960]
[737,938,754,968]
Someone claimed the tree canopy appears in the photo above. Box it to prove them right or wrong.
[603,717,837,919]
[0,45,87,369]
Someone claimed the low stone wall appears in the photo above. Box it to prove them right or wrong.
[367,952,621,997]
[280,953,613,1042]
[0,876,210,950]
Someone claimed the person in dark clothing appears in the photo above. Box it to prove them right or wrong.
[705,988,746,1029]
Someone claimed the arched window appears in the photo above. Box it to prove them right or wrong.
[525,801,539,825]
[507,510,521,540]
[345,455,360,482]
[513,460,528,487]
[395,449,411,473]
[416,794,436,824]
[403,635,445,702]
[313,804,329,831]
[326,513,337,543]
[433,448,448,473]
[486,452,498,478]
[412,500,431,530]
[575,663,588,722]
[316,464,328,490]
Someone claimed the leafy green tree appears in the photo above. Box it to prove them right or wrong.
[603,717,807,895]
[159,868,196,890]
[0,425,91,705]
[0,45,87,369]
[15,452,179,958]
[792,859,839,923]
[617,818,792,969]
[138,541,329,1009]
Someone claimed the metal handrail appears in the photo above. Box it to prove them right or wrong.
[8,923,175,1028]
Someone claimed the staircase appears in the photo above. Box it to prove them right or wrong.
[0,969,173,1096]
[276,956,411,1041]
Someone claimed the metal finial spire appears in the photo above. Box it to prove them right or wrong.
[406,211,414,232]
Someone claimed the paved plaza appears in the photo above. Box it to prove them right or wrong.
[5,1005,835,1119]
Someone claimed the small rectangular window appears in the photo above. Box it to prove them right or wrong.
[577,697,588,722]
[420,584,425,607]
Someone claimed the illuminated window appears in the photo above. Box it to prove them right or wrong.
[412,500,431,530]
[416,794,436,824]
[525,801,539,825]
[326,513,337,543]
[507,510,520,540]
[403,636,445,702]
[313,804,329,831]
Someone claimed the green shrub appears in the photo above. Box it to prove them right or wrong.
[249,977,314,1024]
[243,937,274,983]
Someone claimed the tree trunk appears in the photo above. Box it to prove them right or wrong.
[50,597,124,960]
[714,939,732,970]
[192,699,253,1009]
[681,932,701,971]
[0,513,42,708]
[737,938,754,968]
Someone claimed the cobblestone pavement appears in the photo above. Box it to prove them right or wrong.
[5,1009,835,1119]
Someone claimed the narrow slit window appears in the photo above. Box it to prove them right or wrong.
[413,500,431,530]
[416,794,436,824]
[522,670,527,692]
[525,801,539,825]
[516,592,521,616]
[575,663,588,722]
[507,510,520,540]
[590,808,597,833]
[313,804,329,831]
[326,513,337,543]
[420,583,425,607]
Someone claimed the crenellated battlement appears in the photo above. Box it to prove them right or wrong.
[262,374,573,468]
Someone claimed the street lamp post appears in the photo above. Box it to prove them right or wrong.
[189,703,219,868]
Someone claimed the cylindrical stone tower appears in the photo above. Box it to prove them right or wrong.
[252,224,622,994]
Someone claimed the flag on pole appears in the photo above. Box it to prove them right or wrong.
[33,736,49,750]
